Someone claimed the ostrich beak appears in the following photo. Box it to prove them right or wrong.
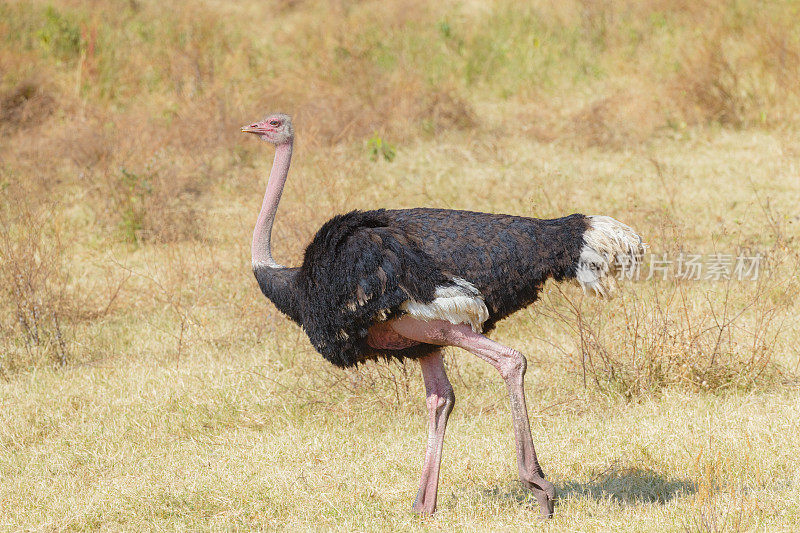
[241,124,262,134]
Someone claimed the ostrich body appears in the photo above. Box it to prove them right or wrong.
[242,113,645,518]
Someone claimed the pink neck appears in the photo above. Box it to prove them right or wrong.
[252,140,293,268]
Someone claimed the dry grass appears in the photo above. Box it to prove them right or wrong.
[2,0,800,530]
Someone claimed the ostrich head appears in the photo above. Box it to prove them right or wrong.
[241,113,294,145]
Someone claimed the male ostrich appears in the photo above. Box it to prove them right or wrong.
[241,113,645,518]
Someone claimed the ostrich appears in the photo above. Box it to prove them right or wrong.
[241,113,645,518]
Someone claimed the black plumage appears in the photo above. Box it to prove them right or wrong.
[254,208,590,368]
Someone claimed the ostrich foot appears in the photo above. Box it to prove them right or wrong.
[412,456,441,515]
[411,485,436,516]
[522,476,556,519]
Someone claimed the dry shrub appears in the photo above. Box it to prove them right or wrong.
[525,82,668,149]
[0,202,71,375]
[672,37,754,127]
[0,78,56,132]
[759,24,800,91]
[569,85,665,149]
[537,250,794,397]
[59,119,113,168]
[671,12,800,127]
[423,87,476,133]
[102,159,201,244]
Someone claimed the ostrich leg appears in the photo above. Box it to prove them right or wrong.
[391,317,556,519]
[413,350,455,515]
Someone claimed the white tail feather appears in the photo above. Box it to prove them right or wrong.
[576,215,647,298]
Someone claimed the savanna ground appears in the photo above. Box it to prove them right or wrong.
[2,0,800,530]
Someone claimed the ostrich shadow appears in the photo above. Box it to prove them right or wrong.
[479,467,696,509]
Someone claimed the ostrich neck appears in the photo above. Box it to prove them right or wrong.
[252,140,293,268]
[251,139,303,325]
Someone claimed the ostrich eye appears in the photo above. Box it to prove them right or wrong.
[269,120,281,127]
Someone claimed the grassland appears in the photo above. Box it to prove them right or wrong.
[2,0,800,530]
